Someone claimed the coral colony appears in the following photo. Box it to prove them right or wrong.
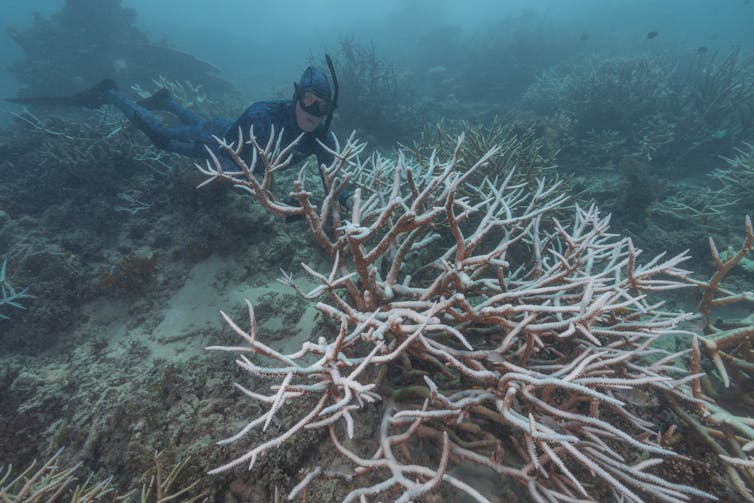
[197,127,726,502]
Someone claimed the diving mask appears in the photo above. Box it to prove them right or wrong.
[299,90,333,117]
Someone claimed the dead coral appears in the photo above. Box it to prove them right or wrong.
[99,253,158,295]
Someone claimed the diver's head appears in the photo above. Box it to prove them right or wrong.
[294,66,333,132]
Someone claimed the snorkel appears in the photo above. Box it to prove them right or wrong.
[293,57,337,132]
[323,53,338,133]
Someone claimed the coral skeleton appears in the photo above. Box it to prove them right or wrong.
[0,256,33,320]
[200,128,719,502]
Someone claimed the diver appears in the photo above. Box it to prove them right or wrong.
[7,57,346,204]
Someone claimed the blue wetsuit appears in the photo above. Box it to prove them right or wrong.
[107,90,335,174]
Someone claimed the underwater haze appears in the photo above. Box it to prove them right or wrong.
[3,0,754,502]
[1,0,753,117]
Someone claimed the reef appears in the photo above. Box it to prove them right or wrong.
[3,3,754,502]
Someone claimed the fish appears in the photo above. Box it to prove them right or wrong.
[579,33,590,42]
[696,46,709,55]
[646,31,659,39]
[613,387,660,406]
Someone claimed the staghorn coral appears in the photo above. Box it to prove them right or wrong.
[0,257,33,320]
[197,128,726,501]
[0,448,113,502]
[712,141,754,207]
[669,217,754,501]
[405,117,559,193]
[0,448,207,502]
[522,48,754,175]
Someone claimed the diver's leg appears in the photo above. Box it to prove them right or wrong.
[107,90,206,156]
[137,89,205,126]
[165,98,205,126]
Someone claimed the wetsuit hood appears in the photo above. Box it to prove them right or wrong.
[294,66,331,100]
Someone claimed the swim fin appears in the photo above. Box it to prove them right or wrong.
[5,79,118,109]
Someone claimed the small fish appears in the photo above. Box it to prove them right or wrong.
[646,31,659,40]
[696,46,709,55]
[614,387,660,406]
[579,33,590,42]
